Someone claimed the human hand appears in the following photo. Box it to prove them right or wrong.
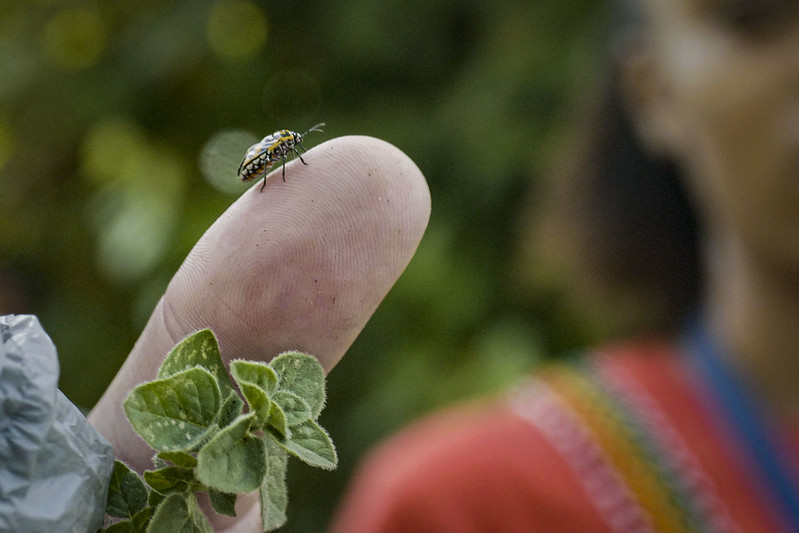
[88,135,431,531]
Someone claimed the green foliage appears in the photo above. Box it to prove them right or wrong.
[144,466,194,494]
[155,451,197,468]
[158,329,236,399]
[123,366,221,452]
[218,391,245,428]
[102,330,337,532]
[269,420,337,471]
[147,493,213,533]
[269,352,326,419]
[105,462,148,520]
[195,412,266,493]
[272,391,312,427]
[230,360,278,423]
[261,438,290,530]
[208,490,238,517]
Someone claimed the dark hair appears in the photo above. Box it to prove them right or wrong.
[580,76,700,330]
[531,2,701,336]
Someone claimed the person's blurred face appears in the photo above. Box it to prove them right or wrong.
[640,0,799,268]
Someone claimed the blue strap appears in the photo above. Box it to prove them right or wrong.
[686,321,799,532]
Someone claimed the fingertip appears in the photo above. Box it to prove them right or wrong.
[167,135,431,372]
[312,135,431,260]
[240,135,430,234]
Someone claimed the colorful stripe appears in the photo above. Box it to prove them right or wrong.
[686,323,799,532]
[509,355,738,533]
[511,378,655,532]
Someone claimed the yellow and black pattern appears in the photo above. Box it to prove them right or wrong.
[237,123,325,191]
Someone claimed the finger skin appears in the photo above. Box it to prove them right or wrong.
[88,136,430,529]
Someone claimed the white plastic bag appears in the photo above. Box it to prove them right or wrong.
[0,314,114,532]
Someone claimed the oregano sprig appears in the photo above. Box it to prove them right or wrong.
[101,329,337,532]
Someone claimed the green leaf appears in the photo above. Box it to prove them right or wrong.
[270,419,337,470]
[104,519,137,533]
[269,352,326,418]
[237,383,271,424]
[146,492,213,533]
[230,360,278,395]
[123,366,221,451]
[260,438,289,532]
[144,466,195,494]
[208,490,237,517]
[272,390,312,427]
[230,360,277,423]
[267,400,289,438]
[106,461,148,519]
[131,507,153,532]
[155,451,197,468]
[158,329,235,399]
[148,489,165,509]
[106,508,152,533]
[195,413,267,493]
[217,392,244,428]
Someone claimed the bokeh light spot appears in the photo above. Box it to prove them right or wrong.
[81,117,149,186]
[92,191,177,283]
[41,7,106,70]
[200,129,259,193]
[81,116,186,199]
[81,116,186,282]
[207,0,268,62]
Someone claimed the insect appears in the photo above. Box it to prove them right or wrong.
[237,123,325,192]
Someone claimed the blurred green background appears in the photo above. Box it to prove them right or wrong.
[0,0,606,530]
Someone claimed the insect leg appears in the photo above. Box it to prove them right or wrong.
[292,146,308,165]
[259,160,275,193]
[281,154,287,181]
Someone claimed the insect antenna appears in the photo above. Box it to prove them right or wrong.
[303,122,325,136]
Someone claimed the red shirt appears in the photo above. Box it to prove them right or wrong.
[331,342,792,532]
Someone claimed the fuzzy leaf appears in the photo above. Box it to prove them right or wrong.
[218,392,244,428]
[144,466,194,494]
[123,366,220,451]
[230,359,278,395]
[195,413,267,493]
[131,507,152,531]
[270,419,337,470]
[106,461,148,519]
[103,520,136,533]
[105,508,152,533]
[272,390,312,427]
[208,490,237,517]
[147,493,213,533]
[158,329,235,399]
[148,489,165,509]
[267,400,288,437]
[230,360,278,423]
[155,450,197,468]
[269,352,326,417]
[260,438,289,531]
[238,383,272,424]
